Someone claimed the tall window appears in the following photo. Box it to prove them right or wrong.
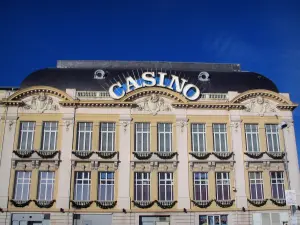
[77,122,93,151]
[158,172,173,201]
[14,171,31,200]
[249,172,264,200]
[38,171,55,200]
[270,172,285,199]
[98,172,114,201]
[216,172,230,200]
[134,172,150,201]
[199,215,228,225]
[265,124,280,152]
[193,172,208,201]
[41,122,58,150]
[191,124,206,152]
[18,122,35,150]
[100,122,115,152]
[158,123,172,152]
[245,124,260,152]
[74,172,91,201]
[135,123,150,152]
[213,124,228,152]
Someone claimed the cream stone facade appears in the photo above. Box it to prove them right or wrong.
[0,61,299,225]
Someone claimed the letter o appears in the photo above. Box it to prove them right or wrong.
[182,84,200,101]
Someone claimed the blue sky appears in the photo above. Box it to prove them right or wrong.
[1,0,300,164]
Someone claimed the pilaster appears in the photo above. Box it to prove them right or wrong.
[56,114,75,209]
[176,116,190,209]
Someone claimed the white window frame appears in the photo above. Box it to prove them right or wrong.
[100,122,115,152]
[270,171,285,200]
[199,215,228,225]
[216,172,231,201]
[19,122,35,150]
[98,172,114,201]
[265,124,280,152]
[135,123,150,152]
[245,124,260,152]
[77,122,93,151]
[158,172,174,201]
[249,172,264,200]
[193,172,208,201]
[158,123,172,152]
[213,124,228,152]
[14,171,31,200]
[41,122,58,151]
[134,172,151,201]
[74,171,91,201]
[191,124,206,152]
[38,171,55,200]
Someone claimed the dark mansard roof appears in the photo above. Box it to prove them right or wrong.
[20,61,279,93]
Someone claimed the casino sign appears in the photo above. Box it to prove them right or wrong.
[108,72,200,101]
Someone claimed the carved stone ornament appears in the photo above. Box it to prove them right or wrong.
[23,92,59,113]
[244,96,276,116]
[64,120,74,131]
[136,94,171,115]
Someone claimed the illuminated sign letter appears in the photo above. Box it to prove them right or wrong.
[182,84,200,101]
[142,72,156,87]
[126,76,141,93]
[157,72,167,87]
[167,75,187,93]
[109,82,125,100]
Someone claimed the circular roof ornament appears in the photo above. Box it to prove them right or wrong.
[198,71,210,81]
[94,69,106,80]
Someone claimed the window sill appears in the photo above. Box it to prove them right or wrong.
[95,200,117,209]
[71,200,93,208]
[33,200,55,208]
[247,199,268,207]
[191,199,213,208]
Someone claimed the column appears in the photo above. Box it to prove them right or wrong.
[229,115,248,208]
[117,115,131,209]
[176,116,190,209]
[56,115,75,209]
[0,107,18,209]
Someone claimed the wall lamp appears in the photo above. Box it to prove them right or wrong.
[122,208,127,214]
[242,207,246,212]
[0,208,3,213]
[183,208,187,213]
[60,208,65,213]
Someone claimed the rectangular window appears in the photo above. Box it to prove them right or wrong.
[14,171,31,200]
[41,122,58,150]
[158,172,173,201]
[191,124,206,152]
[18,122,35,150]
[98,172,114,201]
[38,171,55,200]
[158,123,172,152]
[193,172,208,201]
[199,215,228,225]
[76,122,93,151]
[135,123,150,152]
[100,122,115,152]
[245,124,260,152]
[134,172,150,201]
[213,124,228,152]
[74,171,91,201]
[216,172,231,200]
[249,172,264,200]
[265,124,280,152]
[270,172,285,199]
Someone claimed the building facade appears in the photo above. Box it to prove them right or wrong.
[0,60,299,225]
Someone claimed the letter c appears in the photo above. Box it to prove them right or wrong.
[109,82,125,99]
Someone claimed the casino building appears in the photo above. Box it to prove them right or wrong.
[0,60,299,225]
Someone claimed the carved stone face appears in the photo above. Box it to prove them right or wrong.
[38,92,47,101]
[149,94,159,103]
[256,96,264,105]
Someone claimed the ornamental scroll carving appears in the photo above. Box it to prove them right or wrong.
[136,94,171,115]
[244,96,276,116]
[23,92,59,113]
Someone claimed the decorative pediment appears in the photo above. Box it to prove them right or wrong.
[135,94,172,115]
[22,92,59,113]
[243,96,277,116]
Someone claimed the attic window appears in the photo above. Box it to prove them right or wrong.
[94,69,106,80]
